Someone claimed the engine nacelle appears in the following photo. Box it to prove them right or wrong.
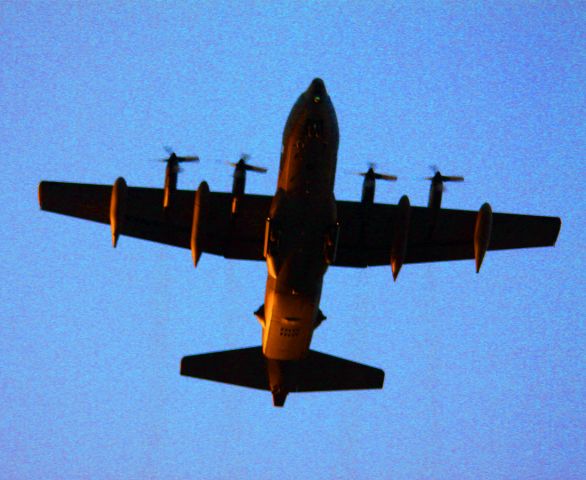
[361,175,375,205]
[163,161,179,209]
[474,202,493,273]
[391,195,411,281]
[231,168,246,215]
[232,166,246,197]
[190,181,209,268]
[110,177,127,248]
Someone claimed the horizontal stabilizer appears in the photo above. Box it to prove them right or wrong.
[180,347,384,393]
[294,350,384,392]
[181,347,268,390]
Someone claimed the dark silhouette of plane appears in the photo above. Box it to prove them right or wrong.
[38,78,561,406]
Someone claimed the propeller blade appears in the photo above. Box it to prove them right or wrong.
[228,155,266,173]
[245,164,268,173]
[161,146,199,162]
[357,164,397,181]
[176,155,200,162]
[374,173,398,181]
[424,173,464,182]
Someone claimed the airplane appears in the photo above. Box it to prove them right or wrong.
[38,78,561,407]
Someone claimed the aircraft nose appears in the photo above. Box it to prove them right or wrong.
[307,78,327,98]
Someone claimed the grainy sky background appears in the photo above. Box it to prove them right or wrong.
[1,2,584,479]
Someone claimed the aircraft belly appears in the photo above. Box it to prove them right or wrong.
[265,322,312,360]
[264,94,337,363]
[262,216,329,361]
[263,291,317,360]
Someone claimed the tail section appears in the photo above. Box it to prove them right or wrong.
[180,347,385,407]
[180,347,268,390]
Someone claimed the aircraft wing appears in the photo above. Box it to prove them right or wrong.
[38,181,270,260]
[39,182,561,268]
[334,200,561,267]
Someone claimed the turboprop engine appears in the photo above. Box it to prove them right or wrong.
[426,168,464,211]
[229,154,267,214]
[358,164,397,205]
[157,147,199,209]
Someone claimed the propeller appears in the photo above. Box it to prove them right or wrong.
[157,146,200,163]
[158,147,199,209]
[425,165,464,186]
[229,154,267,174]
[358,163,397,181]
[230,154,267,198]
[425,165,464,210]
[358,163,397,204]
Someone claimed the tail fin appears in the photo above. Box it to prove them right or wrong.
[180,347,384,406]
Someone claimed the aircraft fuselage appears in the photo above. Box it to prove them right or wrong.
[262,79,339,363]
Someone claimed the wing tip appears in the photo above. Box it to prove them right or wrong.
[553,216,562,246]
[377,368,385,388]
[38,181,47,210]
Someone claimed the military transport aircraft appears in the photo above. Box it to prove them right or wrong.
[39,78,561,407]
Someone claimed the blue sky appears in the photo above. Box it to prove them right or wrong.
[1,2,585,479]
